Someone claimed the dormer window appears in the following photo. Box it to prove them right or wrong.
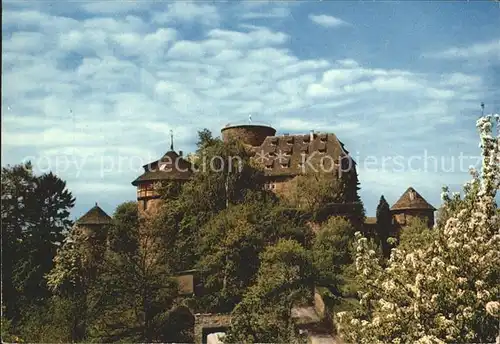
[409,190,416,201]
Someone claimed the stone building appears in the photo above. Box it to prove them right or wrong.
[132,149,192,215]
[77,124,436,343]
[391,187,436,229]
[132,123,362,220]
[75,202,113,240]
[74,203,113,275]
[220,123,358,200]
[363,187,436,235]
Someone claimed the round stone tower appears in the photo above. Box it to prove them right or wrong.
[75,202,113,240]
[221,124,276,147]
[391,187,436,229]
[74,203,113,274]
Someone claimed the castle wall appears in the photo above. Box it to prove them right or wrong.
[138,197,164,216]
[194,314,231,344]
[264,175,294,198]
[393,209,435,229]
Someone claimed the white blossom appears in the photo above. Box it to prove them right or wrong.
[335,114,500,343]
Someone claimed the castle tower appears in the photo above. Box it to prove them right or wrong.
[221,123,276,147]
[391,187,436,229]
[75,202,113,239]
[132,150,192,214]
[75,203,112,274]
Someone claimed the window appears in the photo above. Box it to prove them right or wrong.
[264,183,276,190]
[143,199,148,210]
[137,183,156,198]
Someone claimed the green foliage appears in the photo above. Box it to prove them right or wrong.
[88,212,191,343]
[107,201,139,253]
[196,200,311,312]
[1,310,20,343]
[155,135,268,272]
[312,217,355,296]
[398,217,436,252]
[287,170,365,226]
[375,195,393,256]
[196,128,218,152]
[1,162,75,322]
[288,172,347,213]
[16,296,80,343]
[226,239,314,343]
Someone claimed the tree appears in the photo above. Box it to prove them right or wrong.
[107,201,139,254]
[225,239,314,343]
[1,163,75,321]
[375,195,393,257]
[87,204,193,343]
[397,217,436,252]
[335,114,500,343]
[195,199,311,313]
[287,169,365,226]
[1,162,36,321]
[155,134,267,272]
[312,217,355,296]
[288,172,347,214]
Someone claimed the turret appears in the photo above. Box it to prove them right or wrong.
[75,202,112,239]
[391,187,436,229]
[131,150,192,214]
[75,203,112,273]
[221,124,276,147]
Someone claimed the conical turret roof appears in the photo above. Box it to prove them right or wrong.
[76,203,113,225]
[391,187,436,211]
[131,150,193,186]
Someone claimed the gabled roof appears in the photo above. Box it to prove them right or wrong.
[391,187,436,211]
[76,203,112,225]
[252,132,355,177]
[132,150,193,186]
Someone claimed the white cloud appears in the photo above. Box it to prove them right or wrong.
[2,3,495,217]
[336,59,359,68]
[207,27,288,47]
[309,14,350,28]
[153,1,220,26]
[81,1,150,14]
[424,39,500,60]
[241,7,290,20]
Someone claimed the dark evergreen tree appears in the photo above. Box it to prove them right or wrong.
[375,195,392,257]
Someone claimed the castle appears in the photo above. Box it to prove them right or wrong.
[75,122,436,343]
[127,122,435,226]
[77,121,437,241]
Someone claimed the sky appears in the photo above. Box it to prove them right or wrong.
[2,0,500,220]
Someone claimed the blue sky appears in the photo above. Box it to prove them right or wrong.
[2,0,499,220]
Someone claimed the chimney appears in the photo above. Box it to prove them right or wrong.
[179,150,183,157]
[310,130,314,142]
